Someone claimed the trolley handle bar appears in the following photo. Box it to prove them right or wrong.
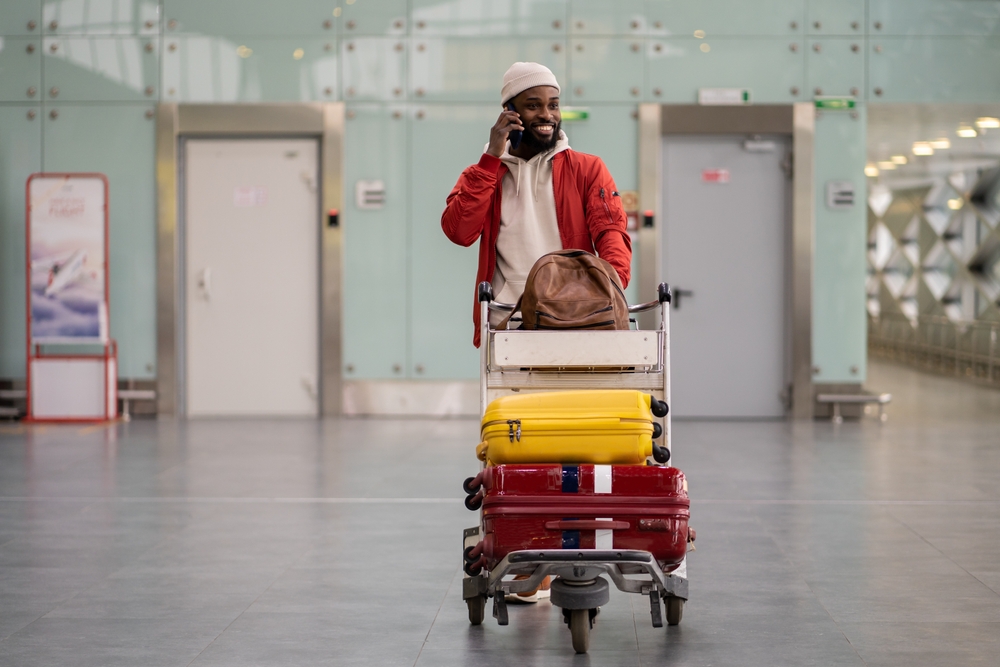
[479,282,673,314]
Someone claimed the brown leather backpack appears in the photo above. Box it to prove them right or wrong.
[500,250,630,331]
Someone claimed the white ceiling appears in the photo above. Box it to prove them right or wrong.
[867,104,1000,182]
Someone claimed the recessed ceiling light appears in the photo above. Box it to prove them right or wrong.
[912,142,934,156]
[864,165,879,177]
[976,117,1000,129]
[877,161,897,170]
[947,198,963,210]
[957,125,978,138]
[929,138,951,149]
[891,155,907,164]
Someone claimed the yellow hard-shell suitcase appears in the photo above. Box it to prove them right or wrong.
[477,390,668,465]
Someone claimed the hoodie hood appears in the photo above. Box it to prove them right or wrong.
[484,130,571,201]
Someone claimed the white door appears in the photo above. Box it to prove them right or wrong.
[184,139,320,416]
[662,135,790,418]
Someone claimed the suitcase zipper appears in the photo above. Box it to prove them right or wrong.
[506,419,521,442]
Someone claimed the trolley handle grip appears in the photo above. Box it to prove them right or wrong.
[479,281,516,311]
[628,283,672,313]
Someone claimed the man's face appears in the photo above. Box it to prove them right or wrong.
[511,86,561,151]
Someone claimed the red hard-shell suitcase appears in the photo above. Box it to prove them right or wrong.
[479,464,690,572]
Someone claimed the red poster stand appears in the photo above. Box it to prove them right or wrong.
[25,173,118,422]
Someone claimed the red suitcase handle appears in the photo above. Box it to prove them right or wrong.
[543,520,630,531]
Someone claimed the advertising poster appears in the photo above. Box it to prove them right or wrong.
[27,175,109,344]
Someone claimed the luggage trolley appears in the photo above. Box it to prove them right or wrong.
[461,281,690,653]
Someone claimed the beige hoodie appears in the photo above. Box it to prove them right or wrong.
[490,130,572,321]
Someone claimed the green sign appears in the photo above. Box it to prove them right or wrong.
[561,108,590,121]
[814,97,856,110]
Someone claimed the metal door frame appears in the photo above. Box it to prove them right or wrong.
[156,103,344,417]
[637,104,814,419]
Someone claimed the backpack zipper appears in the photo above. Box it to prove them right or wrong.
[536,305,614,321]
[536,320,616,330]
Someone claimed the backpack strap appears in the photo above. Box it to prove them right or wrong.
[497,294,524,331]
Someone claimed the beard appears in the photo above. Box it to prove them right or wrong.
[521,120,562,151]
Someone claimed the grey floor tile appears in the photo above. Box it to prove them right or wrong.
[839,621,1000,667]
[1,360,1000,665]
[188,611,424,667]
[0,617,227,667]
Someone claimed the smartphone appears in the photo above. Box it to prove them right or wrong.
[506,102,522,150]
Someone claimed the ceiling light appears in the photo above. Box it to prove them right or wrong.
[864,165,879,177]
[877,161,897,170]
[912,142,934,156]
[929,138,951,149]
[891,155,907,164]
[957,125,978,138]
[976,117,1000,129]
[947,198,963,210]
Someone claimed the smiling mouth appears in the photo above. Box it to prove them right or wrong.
[533,124,555,135]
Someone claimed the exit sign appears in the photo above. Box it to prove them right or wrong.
[699,88,752,106]
[814,97,856,110]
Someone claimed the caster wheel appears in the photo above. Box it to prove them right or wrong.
[666,597,683,626]
[467,595,486,625]
[569,609,591,653]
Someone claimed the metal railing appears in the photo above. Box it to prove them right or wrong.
[869,313,1000,387]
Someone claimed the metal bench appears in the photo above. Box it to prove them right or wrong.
[118,389,156,421]
[815,393,891,424]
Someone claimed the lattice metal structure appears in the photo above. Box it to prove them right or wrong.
[867,165,1000,385]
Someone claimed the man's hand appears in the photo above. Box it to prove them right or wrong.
[486,109,524,158]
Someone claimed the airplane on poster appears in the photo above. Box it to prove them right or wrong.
[30,249,98,297]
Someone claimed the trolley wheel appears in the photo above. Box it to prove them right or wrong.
[467,595,486,625]
[569,609,591,654]
[666,597,684,626]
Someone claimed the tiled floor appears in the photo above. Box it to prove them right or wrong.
[1,360,999,666]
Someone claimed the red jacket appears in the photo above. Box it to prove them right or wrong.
[442,149,632,347]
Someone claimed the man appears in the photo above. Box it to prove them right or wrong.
[441,62,632,347]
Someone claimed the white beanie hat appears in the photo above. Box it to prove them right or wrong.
[501,62,560,106]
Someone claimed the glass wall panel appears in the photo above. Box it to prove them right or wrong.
[568,38,644,103]
[806,38,865,99]
[870,0,1000,37]
[42,104,156,378]
[342,37,406,102]
[411,0,568,37]
[1,0,42,37]
[646,0,805,37]
[342,105,410,380]
[648,38,804,104]
[0,106,41,377]
[162,0,330,37]
[162,36,338,102]
[410,38,565,103]
[0,37,42,102]
[570,0,645,36]
[806,0,866,36]
[869,37,1000,103]
[408,104,495,378]
[339,0,408,37]
[43,36,159,101]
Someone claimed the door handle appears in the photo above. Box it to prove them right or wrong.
[673,288,693,309]
[196,268,211,301]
